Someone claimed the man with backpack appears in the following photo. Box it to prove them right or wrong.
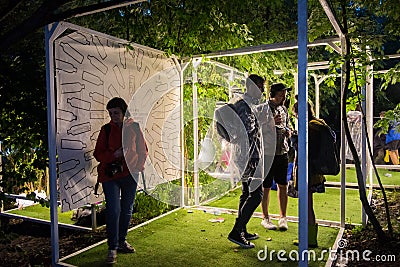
[225,74,265,249]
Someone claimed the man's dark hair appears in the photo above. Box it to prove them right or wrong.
[246,74,265,92]
[106,97,128,116]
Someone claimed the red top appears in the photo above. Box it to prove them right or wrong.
[94,119,148,183]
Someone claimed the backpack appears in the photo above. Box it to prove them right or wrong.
[214,103,244,143]
[309,119,340,176]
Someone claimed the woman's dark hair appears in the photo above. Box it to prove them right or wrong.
[293,97,315,120]
[106,97,129,116]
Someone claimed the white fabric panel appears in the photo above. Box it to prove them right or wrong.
[55,27,180,212]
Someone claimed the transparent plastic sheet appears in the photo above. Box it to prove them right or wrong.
[198,95,277,195]
[345,110,362,160]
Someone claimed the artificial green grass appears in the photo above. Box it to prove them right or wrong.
[208,187,362,224]
[6,204,76,225]
[62,209,339,267]
[326,167,400,186]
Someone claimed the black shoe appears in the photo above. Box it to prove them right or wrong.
[244,232,259,240]
[117,241,135,253]
[228,230,255,249]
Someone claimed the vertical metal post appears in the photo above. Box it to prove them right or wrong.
[298,0,309,265]
[340,37,346,228]
[45,22,60,266]
[177,59,186,208]
[192,59,200,206]
[361,85,367,225]
[91,204,97,231]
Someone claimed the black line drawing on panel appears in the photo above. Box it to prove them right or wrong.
[136,48,144,72]
[154,81,168,93]
[167,92,180,100]
[87,55,108,75]
[153,161,163,177]
[84,149,95,161]
[55,59,77,73]
[156,140,168,150]
[90,110,105,119]
[170,108,180,121]
[89,91,107,104]
[152,99,165,119]
[68,32,90,45]
[144,129,154,143]
[108,84,120,97]
[154,150,166,162]
[169,154,180,166]
[165,167,178,177]
[172,145,180,154]
[67,97,91,111]
[163,120,176,131]
[129,74,136,95]
[151,124,162,136]
[62,199,71,211]
[90,130,100,143]
[61,82,85,94]
[139,66,151,87]
[92,35,107,60]
[57,109,77,122]
[67,122,91,136]
[166,130,180,141]
[142,89,154,108]
[82,70,104,86]
[58,158,80,174]
[118,43,127,69]
[164,103,177,113]
[71,186,94,204]
[60,42,84,64]
[61,139,87,150]
[64,168,86,190]
[152,54,163,70]
[113,64,125,90]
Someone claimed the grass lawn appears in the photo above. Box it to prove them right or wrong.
[62,209,339,267]
[326,167,400,186]
[5,204,77,225]
[208,187,362,224]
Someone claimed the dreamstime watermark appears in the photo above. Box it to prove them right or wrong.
[257,239,396,263]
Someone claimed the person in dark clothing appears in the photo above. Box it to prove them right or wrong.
[292,99,326,248]
[227,74,265,249]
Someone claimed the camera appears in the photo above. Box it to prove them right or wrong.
[105,161,123,177]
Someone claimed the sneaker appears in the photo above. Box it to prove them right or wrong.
[278,217,288,231]
[261,217,277,230]
[118,241,135,253]
[228,230,255,249]
[244,231,259,240]
[106,249,117,264]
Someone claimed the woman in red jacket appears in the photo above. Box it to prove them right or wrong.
[94,97,148,264]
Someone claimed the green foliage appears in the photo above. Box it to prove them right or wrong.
[132,192,175,222]
[374,103,400,134]
[0,28,48,195]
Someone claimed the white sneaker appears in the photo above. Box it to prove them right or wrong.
[278,217,288,231]
[261,217,277,230]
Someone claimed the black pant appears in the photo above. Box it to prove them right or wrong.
[234,178,263,233]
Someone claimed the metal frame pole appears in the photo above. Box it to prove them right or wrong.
[298,0,309,265]
[45,22,60,266]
